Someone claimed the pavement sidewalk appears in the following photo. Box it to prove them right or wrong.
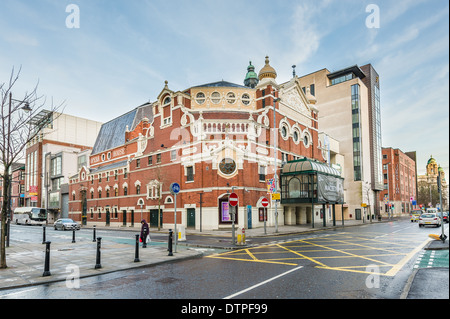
[0,239,202,290]
[401,239,449,299]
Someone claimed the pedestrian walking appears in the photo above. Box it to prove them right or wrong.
[140,219,149,248]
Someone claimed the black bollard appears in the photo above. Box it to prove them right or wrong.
[134,234,140,262]
[94,237,102,269]
[92,225,96,242]
[42,241,51,277]
[42,226,46,244]
[72,229,76,243]
[168,229,173,256]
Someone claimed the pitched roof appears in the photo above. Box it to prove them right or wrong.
[191,80,248,89]
[91,103,152,155]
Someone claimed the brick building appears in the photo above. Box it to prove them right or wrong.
[380,147,417,216]
[69,57,345,230]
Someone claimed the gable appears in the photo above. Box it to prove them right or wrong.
[279,79,312,116]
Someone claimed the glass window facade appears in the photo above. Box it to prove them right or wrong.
[331,73,355,85]
[351,84,362,181]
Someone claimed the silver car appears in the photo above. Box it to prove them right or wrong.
[54,218,80,231]
[418,213,441,228]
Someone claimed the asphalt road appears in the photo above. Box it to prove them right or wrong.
[1,219,448,301]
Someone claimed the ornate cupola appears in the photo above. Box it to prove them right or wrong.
[258,56,277,81]
[244,61,259,88]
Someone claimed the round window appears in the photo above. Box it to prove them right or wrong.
[226,92,236,104]
[293,130,299,143]
[219,158,237,175]
[281,126,288,138]
[211,92,221,104]
[196,92,206,105]
[303,134,309,147]
[241,93,250,105]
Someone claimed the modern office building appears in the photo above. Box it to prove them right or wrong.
[298,64,383,221]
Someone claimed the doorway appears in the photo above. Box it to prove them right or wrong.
[150,209,163,228]
[187,208,195,228]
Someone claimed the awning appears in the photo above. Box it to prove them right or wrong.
[282,158,341,177]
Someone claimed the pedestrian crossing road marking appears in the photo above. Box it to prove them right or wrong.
[206,233,432,276]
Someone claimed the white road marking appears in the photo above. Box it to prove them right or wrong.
[223,266,303,299]
[0,288,37,298]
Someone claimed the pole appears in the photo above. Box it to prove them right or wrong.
[273,97,279,233]
[174,193,177,253]
[92,225,96,242]
[387,163,390,219]
[42,225,46,244]
[168,229,173,256]
[95,237,102,269]
[72,229,76,243]
[134,234,140,262]
[42,241,51,277]
[438,171,446,243]
[232,205,235,245]
[199,193,203,233]
[264,207,267,235]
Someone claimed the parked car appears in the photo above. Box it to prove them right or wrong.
[437,212,448,223]
[418,213,441,228]
[54,218,80,231]
[410,212,421,222]
[443,212,448,223]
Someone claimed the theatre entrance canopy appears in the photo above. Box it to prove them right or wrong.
[280,158,344,205]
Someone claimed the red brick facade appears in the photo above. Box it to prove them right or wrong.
[69,61,324,230]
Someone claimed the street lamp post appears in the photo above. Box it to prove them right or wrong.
[273,96,281,233]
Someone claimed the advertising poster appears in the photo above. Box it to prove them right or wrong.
[221,201,230,222]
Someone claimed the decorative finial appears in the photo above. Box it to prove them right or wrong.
[292,65,296,78]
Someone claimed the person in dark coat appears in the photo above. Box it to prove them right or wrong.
[140,219,149,248]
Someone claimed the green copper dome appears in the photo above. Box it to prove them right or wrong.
[244,61,259,88]
[427,155,437,165]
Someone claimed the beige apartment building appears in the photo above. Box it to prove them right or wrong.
[298,64,383,221]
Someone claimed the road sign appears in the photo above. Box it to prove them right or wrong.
[261,198,269,207]
[170,183,180,195]
[271,193,281,201]
[229,192,239,207]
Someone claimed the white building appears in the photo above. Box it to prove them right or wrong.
[25,110,102,222]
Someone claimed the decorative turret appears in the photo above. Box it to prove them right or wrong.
[244,61,259,88]
[258,56,277,81]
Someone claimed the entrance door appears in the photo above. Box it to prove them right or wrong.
[105,208,110,226]
[247,205,252,229]
[187,208,195,228]
[150,209,163,228]
[355,208,361,220]
[122,210,127,226]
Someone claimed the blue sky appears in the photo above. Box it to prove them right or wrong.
[1,0,448,178]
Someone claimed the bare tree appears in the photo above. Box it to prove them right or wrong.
[1,66,64,269]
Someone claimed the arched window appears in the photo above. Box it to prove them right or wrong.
[288,177,301,198]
